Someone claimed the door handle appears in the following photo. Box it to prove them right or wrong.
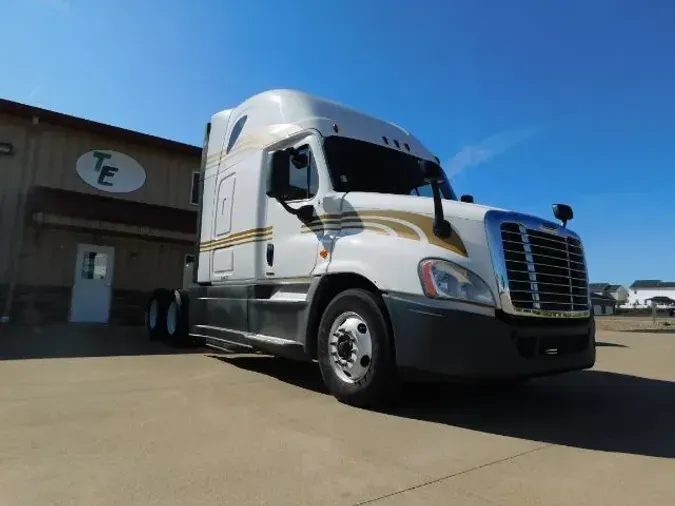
[266,243,274,266]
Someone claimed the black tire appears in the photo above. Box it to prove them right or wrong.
[146,289,171,341]
[317,288,398,408]
[166,290,191,346]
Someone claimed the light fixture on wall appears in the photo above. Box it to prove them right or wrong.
[0,142,13,156]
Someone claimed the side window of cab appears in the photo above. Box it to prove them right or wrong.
[285,145,319,201]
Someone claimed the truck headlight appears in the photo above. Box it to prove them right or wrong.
[419,259,496,306]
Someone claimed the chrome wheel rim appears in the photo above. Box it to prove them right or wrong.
[149,299,158,329]
[328,311,373,383]
[167,301,177,335]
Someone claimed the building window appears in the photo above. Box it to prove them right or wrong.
[226,115,248,154]
[81,252,109,280]
[190,171,200,205]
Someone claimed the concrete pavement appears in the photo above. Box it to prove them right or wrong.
[0,325,673,505]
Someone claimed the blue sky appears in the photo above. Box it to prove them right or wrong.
[2,0,674,286]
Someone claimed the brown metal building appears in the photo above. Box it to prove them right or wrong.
[0,99,201,325]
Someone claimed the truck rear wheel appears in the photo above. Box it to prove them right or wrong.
[317,289,398,408]
[147,289,171,341]
[166,290,191,346]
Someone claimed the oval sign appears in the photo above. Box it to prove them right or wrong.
[76,150,146,193]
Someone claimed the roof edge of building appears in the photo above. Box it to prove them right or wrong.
[630,280,675,289]
[0,97,201,156]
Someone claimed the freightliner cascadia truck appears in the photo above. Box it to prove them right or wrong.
[146,89,595,407]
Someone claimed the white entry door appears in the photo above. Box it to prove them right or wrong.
[70,244,115,323]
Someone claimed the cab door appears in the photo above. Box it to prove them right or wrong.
[262,134,332,281]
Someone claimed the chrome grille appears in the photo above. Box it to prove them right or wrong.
[500,222,589,313]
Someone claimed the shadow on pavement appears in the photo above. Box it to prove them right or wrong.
[0,324,206,360]
[620,328,675,334]
[211,354,327,393]
[595,341,629,348]
[213,354,675,459]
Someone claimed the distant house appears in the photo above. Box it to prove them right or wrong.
[591,292,617,315]
[589,283,630,305]
[645,296,675,306]
[626,280,675,308]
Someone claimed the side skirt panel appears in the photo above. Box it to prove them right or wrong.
[190,324,307,360]
[185,280,315,360]
[248,279,314,346]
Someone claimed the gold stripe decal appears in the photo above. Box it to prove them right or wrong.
[301,210,468,257]
[201,226,272,247]
[199,211,467,256]
[200,227,273,252]
[204,124,304,170]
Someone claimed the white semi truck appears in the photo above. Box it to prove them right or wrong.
[146,89,595,407]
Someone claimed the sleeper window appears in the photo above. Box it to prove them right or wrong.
[226,115,247,154]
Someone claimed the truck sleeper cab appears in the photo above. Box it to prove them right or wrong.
[146,89,596,408]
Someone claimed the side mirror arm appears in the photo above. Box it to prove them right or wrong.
[274,196,315,222]
[418,159,452,239]
[431,182,452,239]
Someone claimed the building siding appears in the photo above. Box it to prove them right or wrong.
[0,107,201,323]
[13,227,189,289]
[31,121,198,209]
[0,114,33,286]
[7,227,192,324]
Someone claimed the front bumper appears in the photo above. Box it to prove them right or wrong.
[383,294,596,380]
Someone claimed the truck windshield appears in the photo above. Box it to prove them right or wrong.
[323,136,457,200]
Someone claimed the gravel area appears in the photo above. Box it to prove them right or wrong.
[595,316,675,332]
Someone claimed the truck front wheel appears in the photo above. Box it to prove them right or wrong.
[317,289,398,408]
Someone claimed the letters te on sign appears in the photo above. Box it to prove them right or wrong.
[76,150,146,193]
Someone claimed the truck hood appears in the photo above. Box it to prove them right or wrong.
[340,192,507,224]
[330,192,579,309]
[338,191,503,266]
[332,192,505,298]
